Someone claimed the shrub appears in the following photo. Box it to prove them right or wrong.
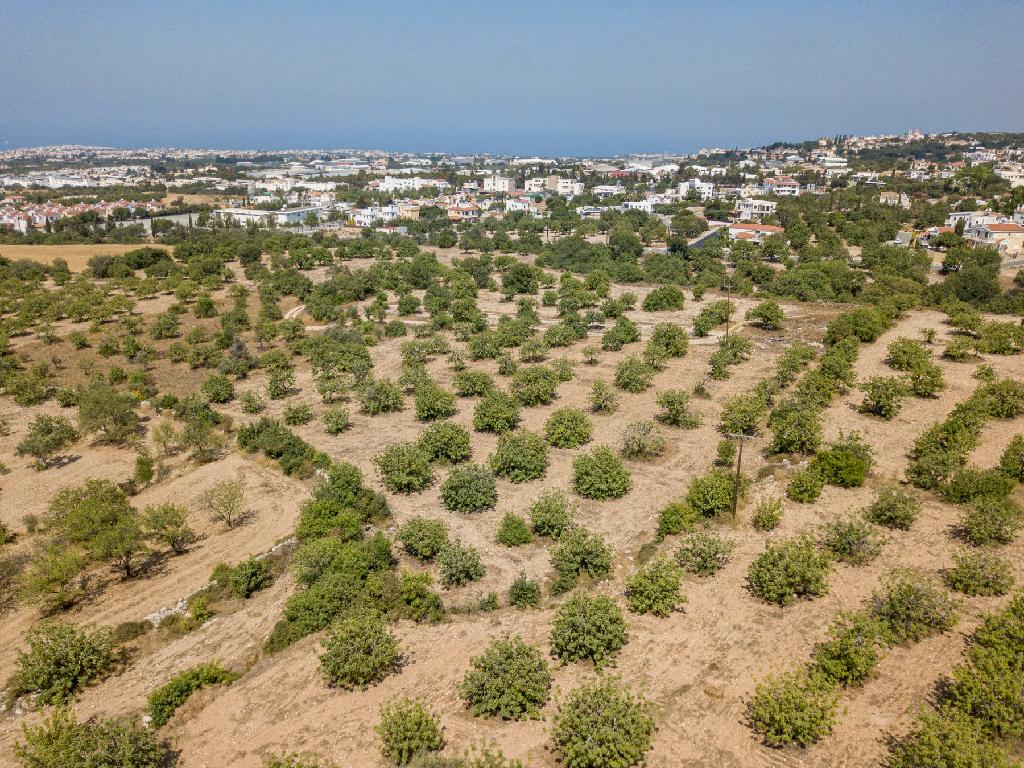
[746,300,785,330]
[551,527,614,593]
[859,376,908,419]
[810,612,884,686]
[675,530,733,576]
[544,408,593,448]
[322,407,351,434]
[998,434,1024,481]
[887,337,931,371]
[751,497,783,531]
[15,414,78,469]
[459,636,551,720]
[613,355,654,393]
[656,389,700,428]
[398,517,449,561]
[746,668,840,747]
[961,497,1022,546]
[509,573,542,608]
[201,373,234,404]
[441,464,497,513]
[453,370,493,397]
[625,557,685,617]
[14,708,169,768]
[786,468,823,503]
[418,421,471,464]
[588,379,620,413]
[945,550,1014,596]
[361,378,405,415]
[320,612,400,689]
[810,433,874,488]
[11,622,115,705]
[747,535,832,606]
[708,334,753,380]
[283,402,314,426]
[414,383,457,421]
[552,677,654,768]
[888,709,1016,768]
[490,430,549,482]
[820,516,884,565]
[685,467,746,518]
[648,322,689,357]
[375,442,434,493]
[656,501,698,538]
[495,513,532,547]
[438,540,485,587]
[572,446,632,500]
[376,698,445,766]
[529,490,574,537]
[619,420,666,460]
[147,662,238,727]
[550,592,628,666]
[715,439,736,467]
[230,556,273,598]
[864,487,921,530]
[510,365,559,406]
[473,390,521,433]
[907,361,946,398]
[869,570,959,645]
[941,467,1015,504]
[601,316,641,351]
[642,284,685,311]
[692,300,733,337]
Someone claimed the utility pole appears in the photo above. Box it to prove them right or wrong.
[725,432,754,521]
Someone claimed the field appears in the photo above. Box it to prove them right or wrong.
[0,240,1023,768]
[0,243,170,270]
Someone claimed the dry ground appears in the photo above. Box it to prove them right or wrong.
[1,271,1023,767]
[0,243,171,270]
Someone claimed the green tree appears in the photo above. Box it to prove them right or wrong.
[16,415,78,469]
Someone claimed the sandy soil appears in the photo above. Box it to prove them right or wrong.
[0,243,171,270]
[1,272,1023,768]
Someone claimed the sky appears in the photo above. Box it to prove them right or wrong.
[2,0,1023,156]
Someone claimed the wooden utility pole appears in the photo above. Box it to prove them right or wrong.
[725,432,754,521]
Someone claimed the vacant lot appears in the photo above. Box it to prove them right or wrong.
[0,243,170,270]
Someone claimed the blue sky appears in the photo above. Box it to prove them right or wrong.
[2,0,1022,155]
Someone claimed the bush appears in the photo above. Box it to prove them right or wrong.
[685,467,746,518]
[550,592,628,666]
[619,420,666,460]
[810,433,874,488]
[361,378,405,415]
[945,550,1014,596]
[509,572,542,608]
[613,355,654,393]
[11,622,115,705]
[746,300,785,330]
[859,376,908,419]
[625,556,685,616]
[418,421,471,464]
[961,497,1022,546]
[656,389,700,428]
[588,379,620,413]
[414,383,457,421]
[572,446,632,500]
[14,708,169,768]
[751,497,783,531]
[438,540,485,587]
[820,516,884,565]
[998,434,1024,481]
[529,490,574,537]
[510,365,559,406]
[473,389,521,433]
[907,361,946,398]
[459,636,551,720]
[453,370,493,397]
[398,517,449,561]
[376,698,445,766]
[746,668,840,747]
[656,501,698,538]
[864,487,921,530]
[441,464,497,513]
[147,662,238,727]
[322,407,350,434]
[747,535,832,606]
[375,442,434,493]
[544,408,593,448]
[642,285,685,311]
[786,468,823,503]
[320,612,400,689]
[601,316,641,351]
[201,373,234,404]
[283,402,314,426]
[495,513,532,547]
[888,709,1016,768]
[692,300,733,337]
[675,530,733,576]
[490,430,549,482]
[941,467,1015,504]
[810,612,884,686]
[869,570,959,645]
[230,556,273,598]
[887,337,932,371]
[551,677,654,768]
[647,322,689,357]
[551,527,614,593]
[15,414,78,469]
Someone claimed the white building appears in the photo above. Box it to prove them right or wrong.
[556,179,584,197]
[726,222,785,244]
[592,184,624,199]
[378,176,434,193]
[678,179,715,201]
[964,222,1024,257]
[995,163,1024,188]
[621,200,656,215]
[733,199,777,221]
[212,206,319,227]
[505,197,540,215]
[483,175,516,194]
[762,176,800,196]
[945,210,1005,229]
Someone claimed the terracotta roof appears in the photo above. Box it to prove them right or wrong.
[731,222,785,233]
[985,223,1024,233]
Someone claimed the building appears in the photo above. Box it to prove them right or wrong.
[678,179,715,201]
[762,176,800,196]
[556,179,584,197]
[482,175,516,194]
[964,222,1024,257]
[447,202,481,223]
[212,206,320,227]
[879,191,911,209]
[945,210,1005,229]
[592,184,624,199]
[995,163,1024,188]
[621,200,655,215]
[726,222,785,244]
[733,199,777,221]
[505,197,540,215]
